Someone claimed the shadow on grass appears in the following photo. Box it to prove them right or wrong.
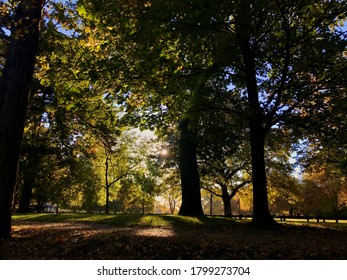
[13,213,246,228]
[158,214,246,229]
[13,213,142,227]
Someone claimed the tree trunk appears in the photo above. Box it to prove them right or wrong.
[235,0,275,227]
[222,196,232,217]
[105,156,110,214]
[17,172,35,213]
[178,119,204,216]
[17,157,39,213]
[221,185,232,217]
[141,199,145,215]
[249,121,275,226]
[169,194,176,214]
[0,0,43,258]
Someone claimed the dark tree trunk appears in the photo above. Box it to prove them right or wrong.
[105,188,110,214]
[248,121,275,226]
[17,156,38,213]
[105,156,110,214]
[17,172,35,213]
[0,0,43,258]
[221,185,232,217]
[178,119,204,216]
[222,196,232,217]
[235,0,275,227]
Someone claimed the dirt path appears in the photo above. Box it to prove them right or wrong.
[9,220,347,259]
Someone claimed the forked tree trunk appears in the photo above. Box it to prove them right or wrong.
[178,119,204,216]
[0,0,43,259]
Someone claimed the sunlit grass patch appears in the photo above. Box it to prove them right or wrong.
[138,215,171,227]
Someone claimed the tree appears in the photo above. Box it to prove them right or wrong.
[198,107,252,216]
[37,0,347,226]
[224,0,347,226]
[27,1,128,214]
[98,131,143,214]
[69,0,211,216]
[113,151,161,214]
[300,165,347,218]
[267,171,300,216]
[0,0,44,259]
[177,118,204,215]
[16,84,59,213]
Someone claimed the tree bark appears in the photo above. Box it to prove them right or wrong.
[0,0,43,258]
[17,172,35,213]
[178,119,204,216]
[105,156,110,214]
[222,196,232,217]
[248,120,276,226]
[235,0,276,226]
[17,154,40,213]
[221,185,232,217]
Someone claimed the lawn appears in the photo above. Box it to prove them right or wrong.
[9,214,347,260]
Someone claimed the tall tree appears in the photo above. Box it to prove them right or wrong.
[63,0,347,225]
[71,0,211,216]
[233,0,273,225]
[0,0,44,259]
[16,84,58,213]
[230,0,347,225]
[178,118,204,215]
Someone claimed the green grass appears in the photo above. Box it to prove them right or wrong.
[276,218,347,230]
[12,213,243,228]
[14,213,346,231]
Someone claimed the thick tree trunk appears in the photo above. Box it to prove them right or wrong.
[235,0,275,227]
[220,184,232,217]
[222,196,232,217]
[178,119,204,216]
[249,121,275,226]
[0,0,43,258]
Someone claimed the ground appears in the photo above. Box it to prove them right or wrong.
[8,214,347,260]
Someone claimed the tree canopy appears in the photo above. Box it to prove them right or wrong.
[0,0,346,259]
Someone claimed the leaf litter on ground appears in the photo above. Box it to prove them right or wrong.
[9,215,347,260]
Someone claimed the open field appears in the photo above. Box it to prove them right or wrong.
[9,214,347,260]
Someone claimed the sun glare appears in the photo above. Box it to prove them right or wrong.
[160,148,169,156]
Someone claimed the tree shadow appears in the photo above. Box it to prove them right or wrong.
[9,214,347,260]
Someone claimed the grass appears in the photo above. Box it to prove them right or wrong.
[12,213,244,228]
[10,213,347,259]
[13,213,347,229]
